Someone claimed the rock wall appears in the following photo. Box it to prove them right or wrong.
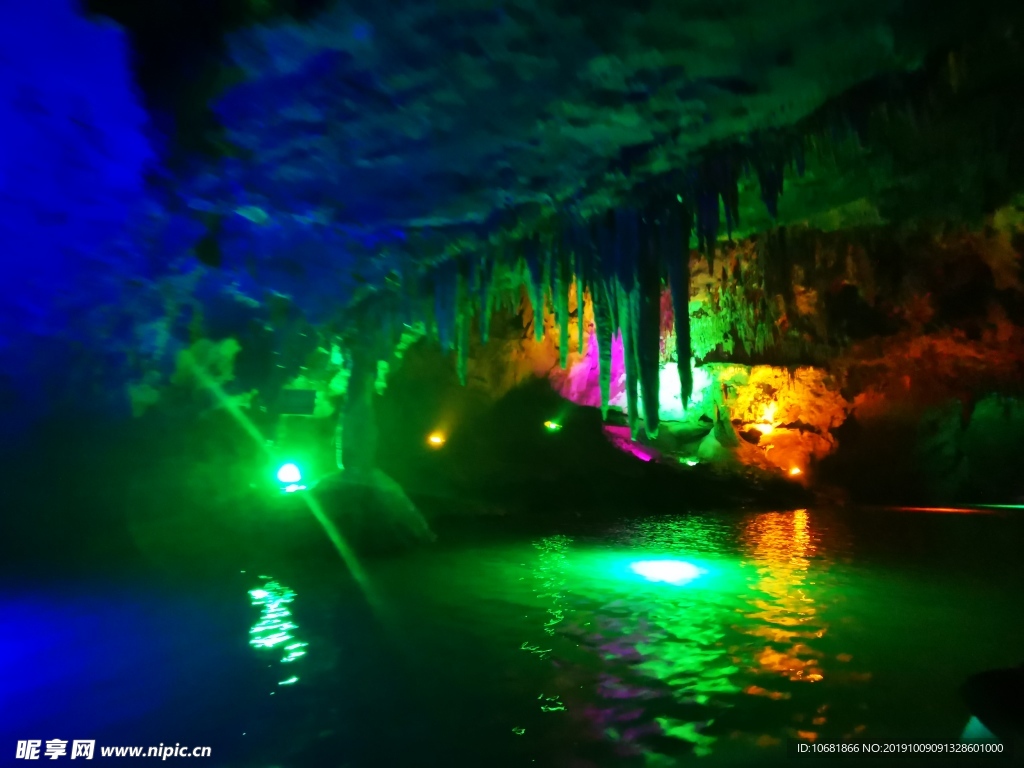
[443,210,1023,499]
[110,206,1024,503]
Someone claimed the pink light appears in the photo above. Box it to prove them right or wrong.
[602,425,658,462]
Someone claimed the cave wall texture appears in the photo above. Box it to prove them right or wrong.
[2,0,1024,505]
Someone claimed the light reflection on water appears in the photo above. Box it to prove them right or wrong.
[519,510,866,763]
[248,577,309,686]
[217,507,1021,766]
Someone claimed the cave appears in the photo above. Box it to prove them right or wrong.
[2,0,1024,763]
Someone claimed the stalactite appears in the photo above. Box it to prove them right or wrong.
[635,216,661,439]
[522,234,545,342]
[593,279,615,419]
[720,157,740,240]
[604,207,640,437]
[614,208,638,294]
[763,227,794,316]
[566,219,588,356]
[397,261,415,330]
[433,260,458,352]
[554,243,570,369]
[664,201,694,408]
[616,280,639,438]
[474,252,495,343]
[756,156,785,219]
[694,176,719,274]
[420,273,438,343]
[576,278,586,355]
[340,340,379,472]
[455,265,469,385]
[379,300,397,359]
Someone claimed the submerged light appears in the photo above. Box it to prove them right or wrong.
[630,559,703,585]
[543,420,562,432]
[960,716,999,743]
[276,463,302,484]
[427,432,446,447]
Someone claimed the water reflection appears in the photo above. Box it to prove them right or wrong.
[740,509,825,684]
[248,577,308,686]
[526,520,740,761]
[522,512,863,762]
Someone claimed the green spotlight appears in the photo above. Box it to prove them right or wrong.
[630,559,703,585]
[276,463,302,484]
[543,420,563,432]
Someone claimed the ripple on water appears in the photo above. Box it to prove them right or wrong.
[509,510,873,762]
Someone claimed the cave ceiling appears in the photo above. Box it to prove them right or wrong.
[165,0,1024,301]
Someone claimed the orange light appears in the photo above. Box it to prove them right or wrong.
[754,402,777,435]
[789,467,802,476]
[427,432,446,447]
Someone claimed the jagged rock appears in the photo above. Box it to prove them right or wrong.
[311,468,436,556]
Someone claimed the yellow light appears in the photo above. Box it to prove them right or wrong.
[755,402,777,434]
[789,467,802,476]
[427,432,446,447]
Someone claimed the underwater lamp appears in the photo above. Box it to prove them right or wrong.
[277,463,301,483]
[630,559,703,585]
[543,420,563,432]
[275,463,306,493]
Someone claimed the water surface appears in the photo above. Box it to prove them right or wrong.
[4,507,1022,766]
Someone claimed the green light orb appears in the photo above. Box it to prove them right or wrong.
[630,559,703,585]
[276,463,302,484]
[543,420,562,432]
